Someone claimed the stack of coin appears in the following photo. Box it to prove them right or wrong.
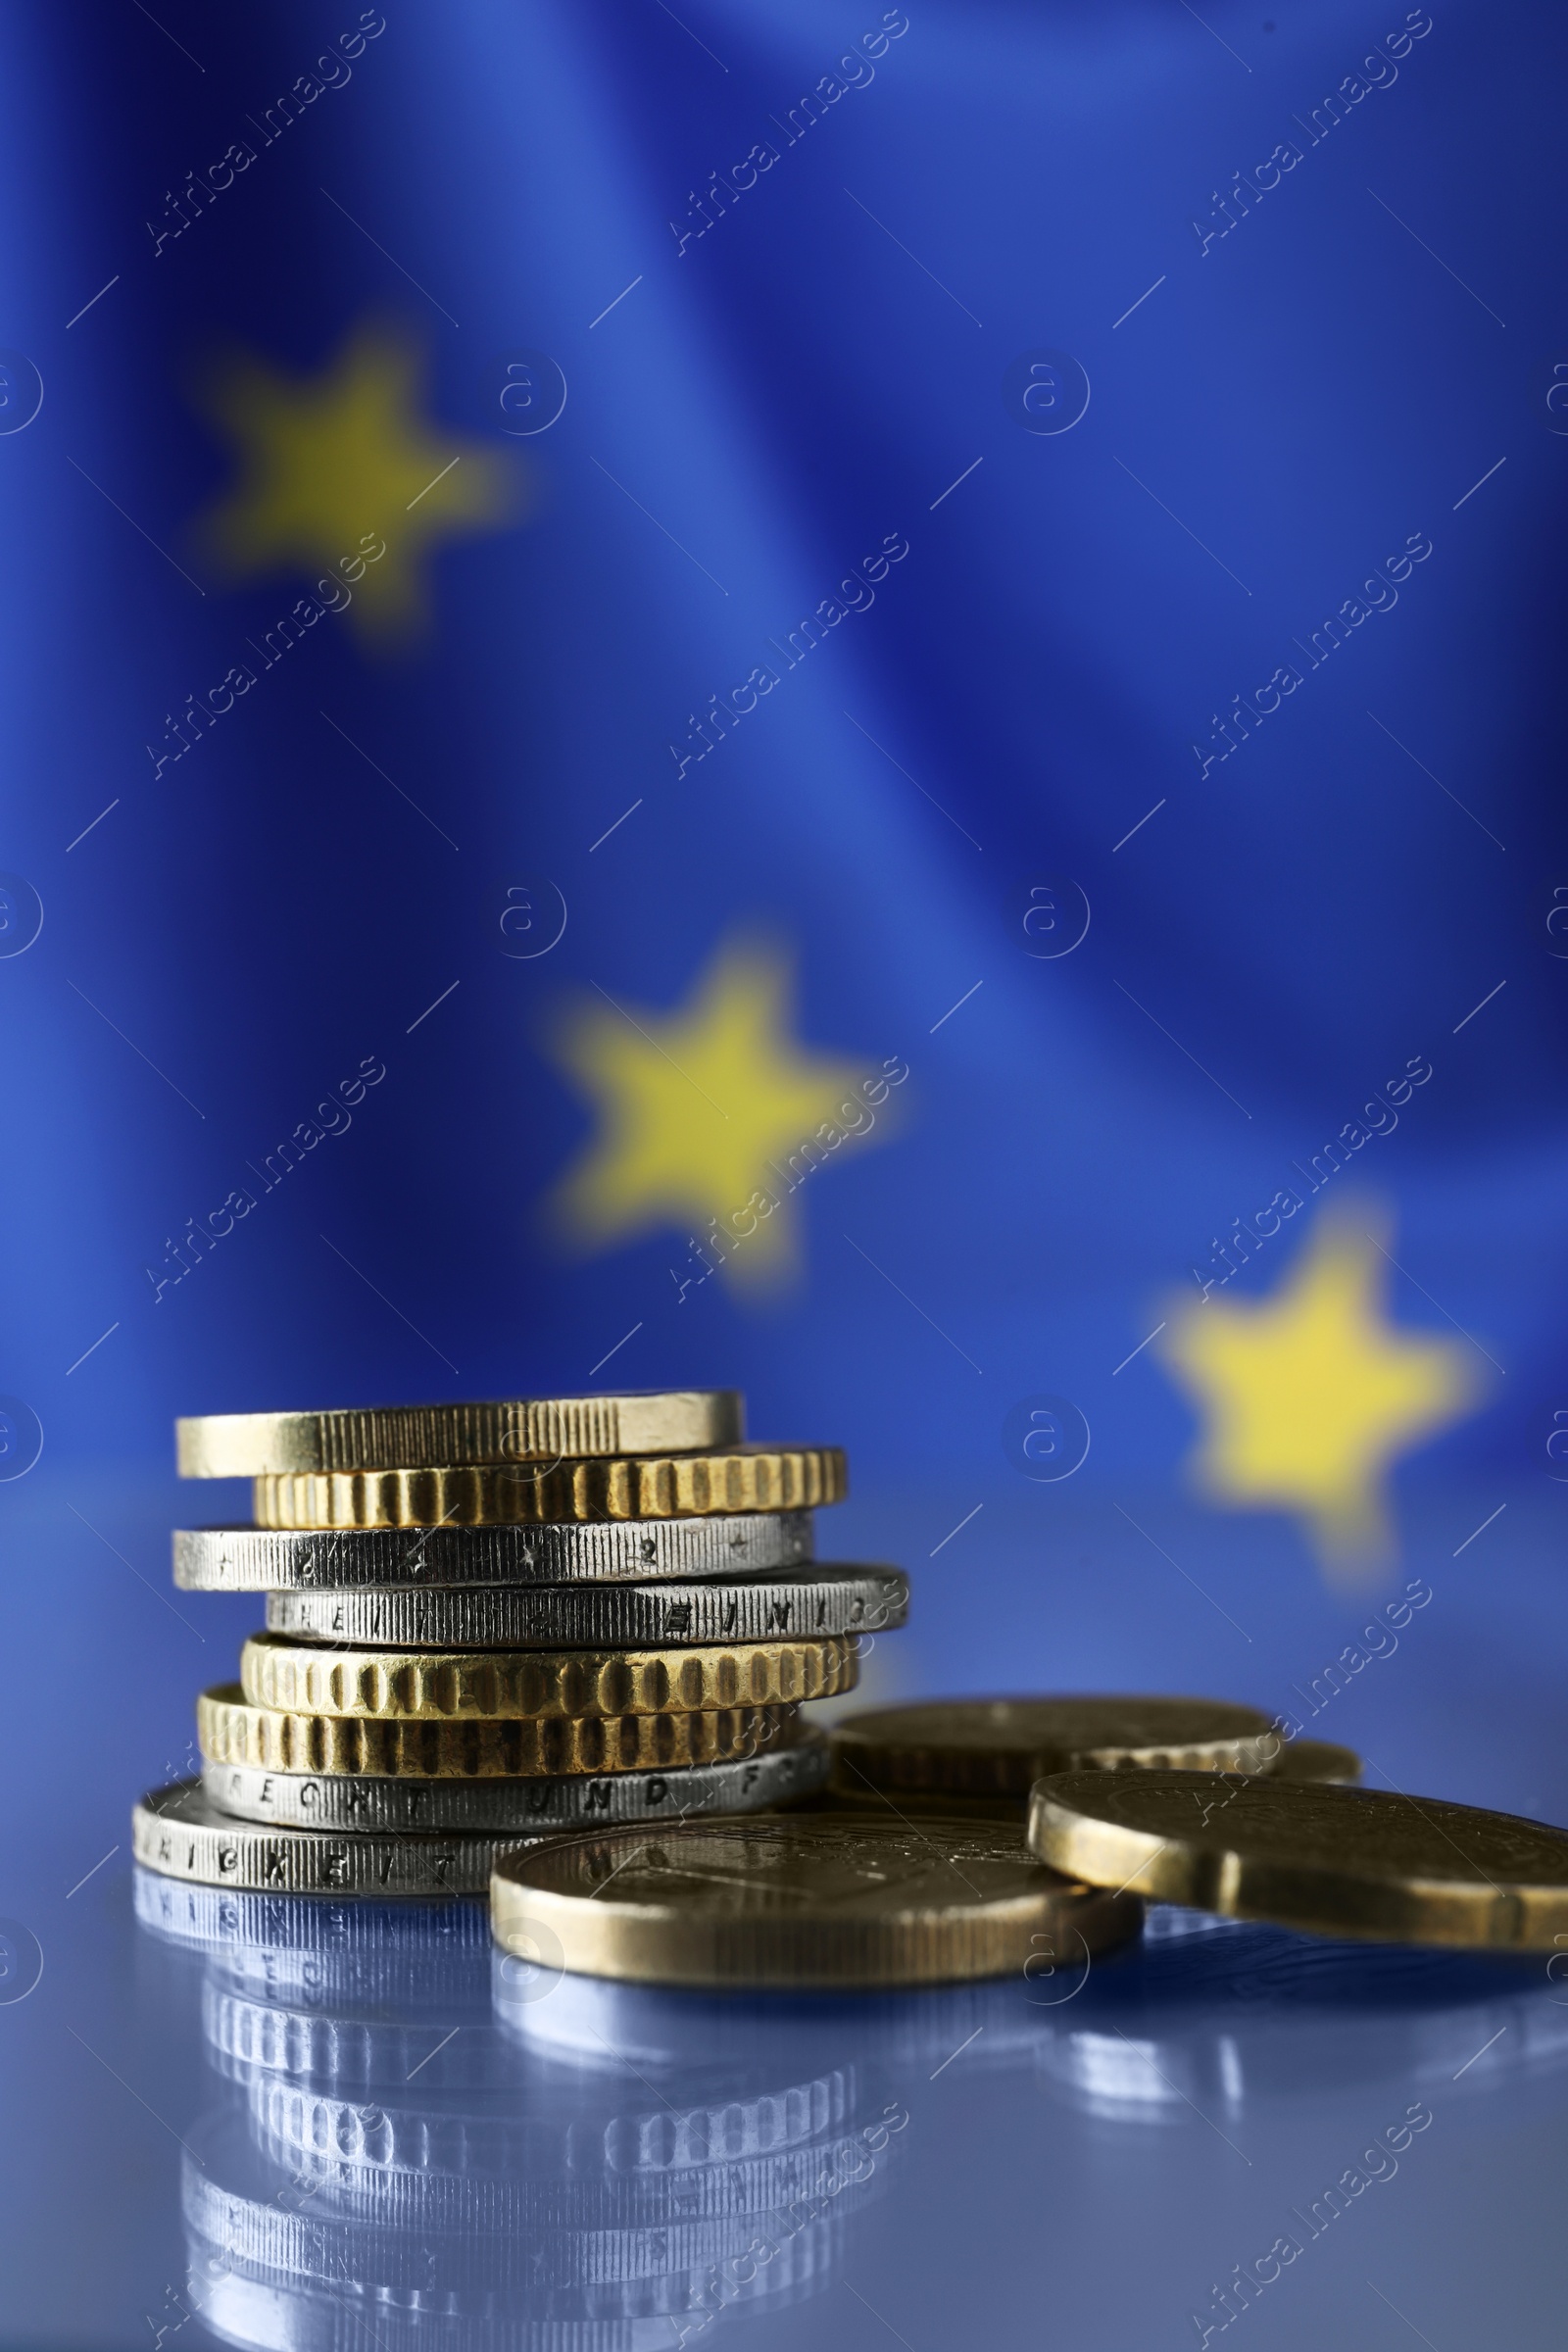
[131,1388,909,1895]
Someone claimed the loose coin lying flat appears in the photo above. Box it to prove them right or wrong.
[1027,1769,1568,1948]
[1274,1739,1362,1786]
[176,1389,743,1475]
[198,1685,798,1777]
[173,1512,815,1591]
[830,1695,1280,1798]
[202,1730,830,1831]
[252,1446,847,1528]
[491,1814,1143,1987]
[240,1631,858,1719]
[265,1568,906,1650]
[132,1781,514,1895]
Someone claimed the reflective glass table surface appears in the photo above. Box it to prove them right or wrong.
[4,1474,1566,2348]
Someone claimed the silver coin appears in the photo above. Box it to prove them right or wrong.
[201,1730,830,1833]
[133,1782,526,1897]
[174,1511,815,1591]
[264,1569,906,1649]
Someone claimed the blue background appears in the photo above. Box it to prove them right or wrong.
[6,0,1565,1490]
[2,2,1567,2340]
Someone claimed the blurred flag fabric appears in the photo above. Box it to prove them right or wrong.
[2,0,1564,1589]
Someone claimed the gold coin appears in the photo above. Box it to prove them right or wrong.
[830,1695,1280,1799]
[252,1445,847,1528]
[176,1389,743,1477]
[490,1813,1144,1987]
[240,1630,858,1720]
[1274,1739,1361,1786]
[822,1733,1363,1816]
[197,1685,797,1777]
[1027,1769,1568,1949]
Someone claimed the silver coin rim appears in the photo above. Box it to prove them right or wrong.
[133,1781,516,1895]
[263,1568,907,1647]
[201,1732,830,1831]
[173,1511,816,1590]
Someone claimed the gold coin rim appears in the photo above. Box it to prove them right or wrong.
[251,1446,848,1528]
[176,1390,744,1476]
[1027,1768,1568,1948]
[195,1684,800,1778]
[238,1630,858,1720]
[830,1694,1280,1797]
[489,1815,1144,1986]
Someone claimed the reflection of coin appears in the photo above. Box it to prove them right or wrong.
[250,2147,872,2236]
[132,1782,517,1895]
[510,1956,1051,2074]
[1273,1739,1361,1786]
[1028,1769,1568,1947]
[203,1730,829,1831]
[1035,1922,1568,2121]
[187,2118,861,2288]
[203,1987,507,2091]
[492,1815,1142,1987]
[178,1390,742,1475]
[265,1567,906,1648]
[832,1697,1280,1799]
[198,1685,798,1777]
[186,2208,844,2337]
[241,1630,858,1719]
[131,1868,490,1959]
[254,1445,847,1527]
[174,1511,815,1591]
[248,2065,859,2180]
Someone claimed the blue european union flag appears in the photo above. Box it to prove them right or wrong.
[1,0,1560,1630]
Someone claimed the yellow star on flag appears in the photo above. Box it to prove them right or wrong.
[1157,1211,1481,1567]
[193,320,516,638]
[548,939,901,1291]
